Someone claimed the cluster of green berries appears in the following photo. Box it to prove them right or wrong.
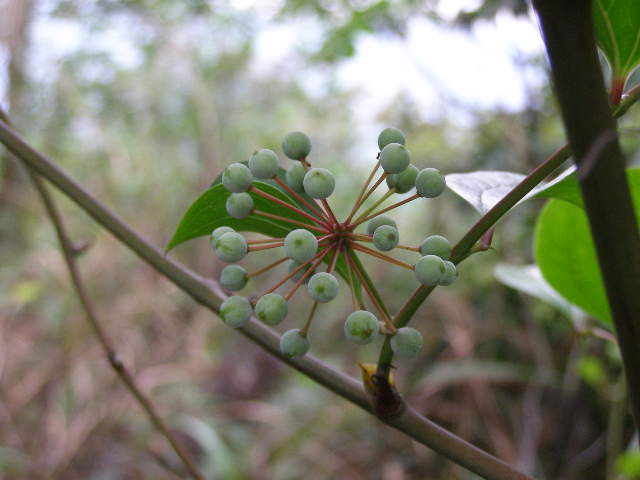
[211,128,456,361]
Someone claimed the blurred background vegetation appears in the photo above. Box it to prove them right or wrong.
[1,0,640,478]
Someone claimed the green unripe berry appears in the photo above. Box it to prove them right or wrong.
[286,162,306,193]
[303,168,335,199]
[220,296,252,328]
[377,127,406,150]
[249,149,279,179]
[288,260,314,283]
[214,231,248,263]
[220,265,248,291]
[439,261,458,286]
[386,164,418,194]
[415,168,446,198]
[344,310,380,345]
[373,225,399,252]
[380,143,410,174]
[282,131,311,160]
[255,293,288,326]
[307,272,339,303]
[419,235,451,260]
[210,226,234,247]
[366,215,397,235]
[284,229,318,263]
[222,163,253,193]
[226,192,254,219]
[280,329,310,357]
[414,254,446,286]
[390,327,423,357]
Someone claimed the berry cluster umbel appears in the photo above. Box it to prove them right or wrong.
[212,128,457,359]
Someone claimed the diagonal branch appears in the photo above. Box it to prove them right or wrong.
[0,117,533,480]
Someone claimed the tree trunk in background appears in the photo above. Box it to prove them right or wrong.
[1,0,34,197]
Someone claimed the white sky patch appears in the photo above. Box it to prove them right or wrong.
[338,13,545,122]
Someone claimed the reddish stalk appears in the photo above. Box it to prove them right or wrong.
[327,238,343,273]
[345,249,395,330]
[610,76,625,105]
[247,257,288,279]
[247,237,284,245]
[317,233,335,243]
[299,300,319,337]
[284,245,335,301]
[350,242,415,270]
[349,194,420,229]
[253,209,330,234]
[350,173,388,221]
[248,242,283,252]
[347,233,419,252]
[251,186,330,228]
[272,176,330,224]
[262,246,332,295]
[321,199,339,227]
[345,159,380,225]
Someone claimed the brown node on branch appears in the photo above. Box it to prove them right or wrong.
[359,363,405,420]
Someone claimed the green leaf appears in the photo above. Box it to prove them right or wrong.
[445,167,579,214]
[534,168,640,326]
[166,181,309,252]
[593,0,640,80]
[535,199,612,324]
[446,170,526,214]
[530,167,583,207]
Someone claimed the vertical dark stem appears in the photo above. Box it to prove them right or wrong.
[533,0,640,430]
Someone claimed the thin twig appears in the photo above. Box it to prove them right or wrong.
[25,169,204,480]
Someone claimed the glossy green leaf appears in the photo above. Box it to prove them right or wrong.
[535,199,612,324]
[166,181,309,252]
[534,168,640,326]
[593,0,640,79]
[534,167,640,208]
[530,167,583,207]
[445,166,579,214]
